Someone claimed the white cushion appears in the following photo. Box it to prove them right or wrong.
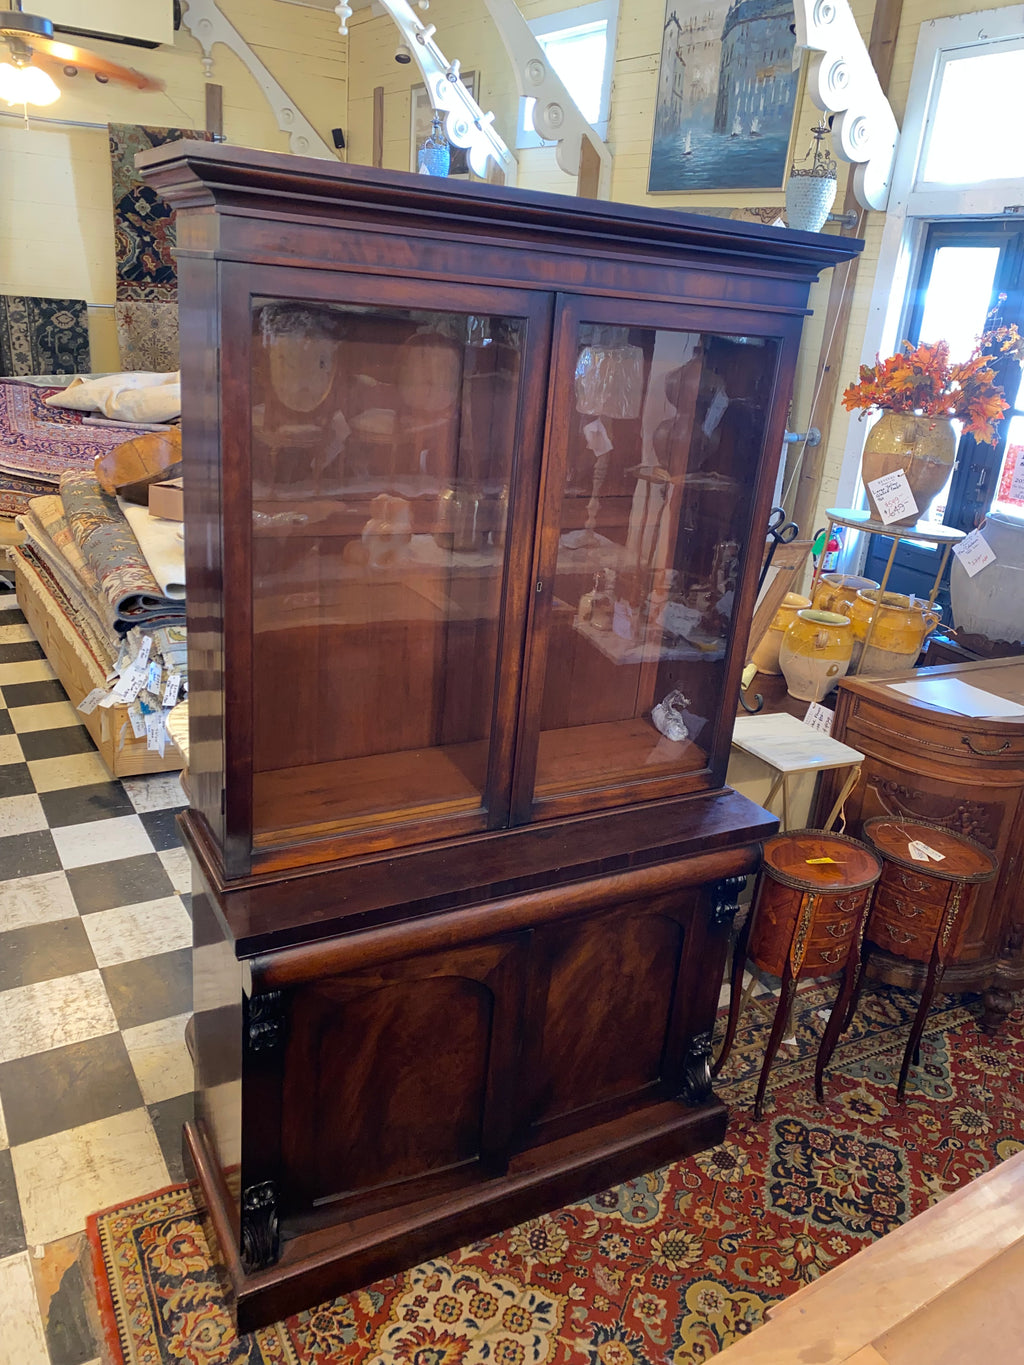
[45,371,179,414]
[103,382,181,423]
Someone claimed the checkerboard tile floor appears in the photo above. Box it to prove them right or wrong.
[0,599,192,1365]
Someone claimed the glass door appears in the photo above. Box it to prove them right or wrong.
[241,271,551,862]
[864,223,1024,601]
[514,295,782,821]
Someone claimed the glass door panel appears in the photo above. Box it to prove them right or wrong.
[249,298,528,851]
[524,308,779,810]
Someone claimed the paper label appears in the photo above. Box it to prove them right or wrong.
[1010,448,1024,502]
[952,528,996,578]
[582,418,613,457]
[147,661,163,695]
[867,469,919,525]
[145,711,167,756]
[98,691,121,709]
[76,687,108,716]
[803,702,834,735]
[128,704,147,740]
[662,601,703,638]
[162,673,182,709]
[135,634,153,668]
[115,669,146,705]
[908,839,945,862]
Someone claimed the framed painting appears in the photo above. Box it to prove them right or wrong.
[410,71,478,178]
[648,0,802,193]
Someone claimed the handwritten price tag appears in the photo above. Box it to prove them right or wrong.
[1010,448,1024,503]
[803,702,834,735]
[952,528,996,578]
[867,469,919,526]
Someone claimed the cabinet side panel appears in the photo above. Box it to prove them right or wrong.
[190,854,243,1238]
[179,254,225,850]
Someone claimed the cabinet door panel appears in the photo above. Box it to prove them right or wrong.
[278,937,527,1221]
[222,264,552,869]
[514,294,786,821]
[519,894,694,1147]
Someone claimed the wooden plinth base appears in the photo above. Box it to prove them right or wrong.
[184,1096,728,1331]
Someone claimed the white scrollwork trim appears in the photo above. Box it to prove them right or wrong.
[180,0,335,159]
[480,0,611,197]
[793,0,900,210]
[352,0,518,184]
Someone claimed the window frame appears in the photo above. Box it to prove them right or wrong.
[515,0,618,149]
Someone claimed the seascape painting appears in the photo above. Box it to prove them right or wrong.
[648,0,801,193]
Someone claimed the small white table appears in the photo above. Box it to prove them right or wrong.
[731,711,865,831]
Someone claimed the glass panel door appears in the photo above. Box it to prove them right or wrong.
[248,291,542,855]
[517,298,781,816]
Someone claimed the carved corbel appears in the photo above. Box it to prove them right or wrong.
[338,0,518,184]
[180,0,335,158]
[711,875,747,929]
[241,1180,279,1270]
[792,0,900,210]
[479,0,612,198]
[681,1030,714,1104]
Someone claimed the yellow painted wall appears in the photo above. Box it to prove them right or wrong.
[0,0,347,368]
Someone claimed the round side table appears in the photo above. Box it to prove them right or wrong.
[859,817,998,1100]
[715,829,882,1120]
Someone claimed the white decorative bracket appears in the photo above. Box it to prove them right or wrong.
[181,0,336,159]
[479,0,611,198]
[338,0,518,184]
[792,0,900,211]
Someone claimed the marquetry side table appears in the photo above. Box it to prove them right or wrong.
[715,830,883,1119]
[858,817,998,1100]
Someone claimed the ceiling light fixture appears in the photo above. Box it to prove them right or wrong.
[0,59,59,104]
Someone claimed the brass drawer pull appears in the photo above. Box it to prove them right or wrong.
[962,736,1011,756]
[819,946,845,964]
[836,895,863,912]
[826,919,853,938]
[891,896,923,918]
[898,872,929,894]
[887,925,916,944]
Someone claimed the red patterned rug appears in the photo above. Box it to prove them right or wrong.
[88,982,1024,1364]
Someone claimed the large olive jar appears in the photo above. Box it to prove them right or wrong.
[849,589,942,675]
[779,609,854,701]
[860,411,956,526]
[749,591,812,675]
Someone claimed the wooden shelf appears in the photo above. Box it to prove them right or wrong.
[535,717,706,797]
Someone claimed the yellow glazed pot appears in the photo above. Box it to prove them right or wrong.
[812,572,880,618]
[860,411,956,526]
[850,589,942,675]
[779,609,853,702]
[749,592,812,675]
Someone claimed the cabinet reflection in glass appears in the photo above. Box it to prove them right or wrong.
[249,300,523,845]
[534,325,777,801]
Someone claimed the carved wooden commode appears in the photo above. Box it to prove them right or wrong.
[137,140,860,1328]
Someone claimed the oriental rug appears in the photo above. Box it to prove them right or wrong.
[88,982,1024,1365]
[0,295,90,376]
[0,380,140,483]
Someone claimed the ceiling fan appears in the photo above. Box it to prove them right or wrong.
[0,1,163,105]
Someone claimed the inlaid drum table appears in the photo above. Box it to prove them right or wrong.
[858,817,998,1100]
[715,830,882,1119]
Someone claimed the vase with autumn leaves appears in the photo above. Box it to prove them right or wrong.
[844,321,1024,526]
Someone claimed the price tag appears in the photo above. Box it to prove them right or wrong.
[1010,448,1024,502]
[76,687,108,716]
[952,528,996,578]
[908,839,945,862]
[146,661,163,695]
[803,702,834,735]
[98,691,121,709]
[162,673,182,709]
[128,703,147,740]
[135,635,153,669]
[867,469,919,526]
[115,669,146,705]
[145,711,167,756]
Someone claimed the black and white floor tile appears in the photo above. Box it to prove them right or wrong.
[0,600,192,1365]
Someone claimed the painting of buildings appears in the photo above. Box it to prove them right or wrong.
[648,0,801,192]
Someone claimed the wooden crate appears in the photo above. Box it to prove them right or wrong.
[13,551,184,778]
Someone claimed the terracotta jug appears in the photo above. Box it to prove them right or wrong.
[749,591,812,675]
[779,609,853,701]
[850,589,942,675]
[860,411,955,526]
[812,572,880,618]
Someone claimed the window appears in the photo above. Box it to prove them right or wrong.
[919,41,1024,187]
[516,0,618,147]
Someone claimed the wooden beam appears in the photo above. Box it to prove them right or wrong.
[205,82,223,140]
[578,136,601,199]
[789,0,904,536]
[372,86,384,169]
